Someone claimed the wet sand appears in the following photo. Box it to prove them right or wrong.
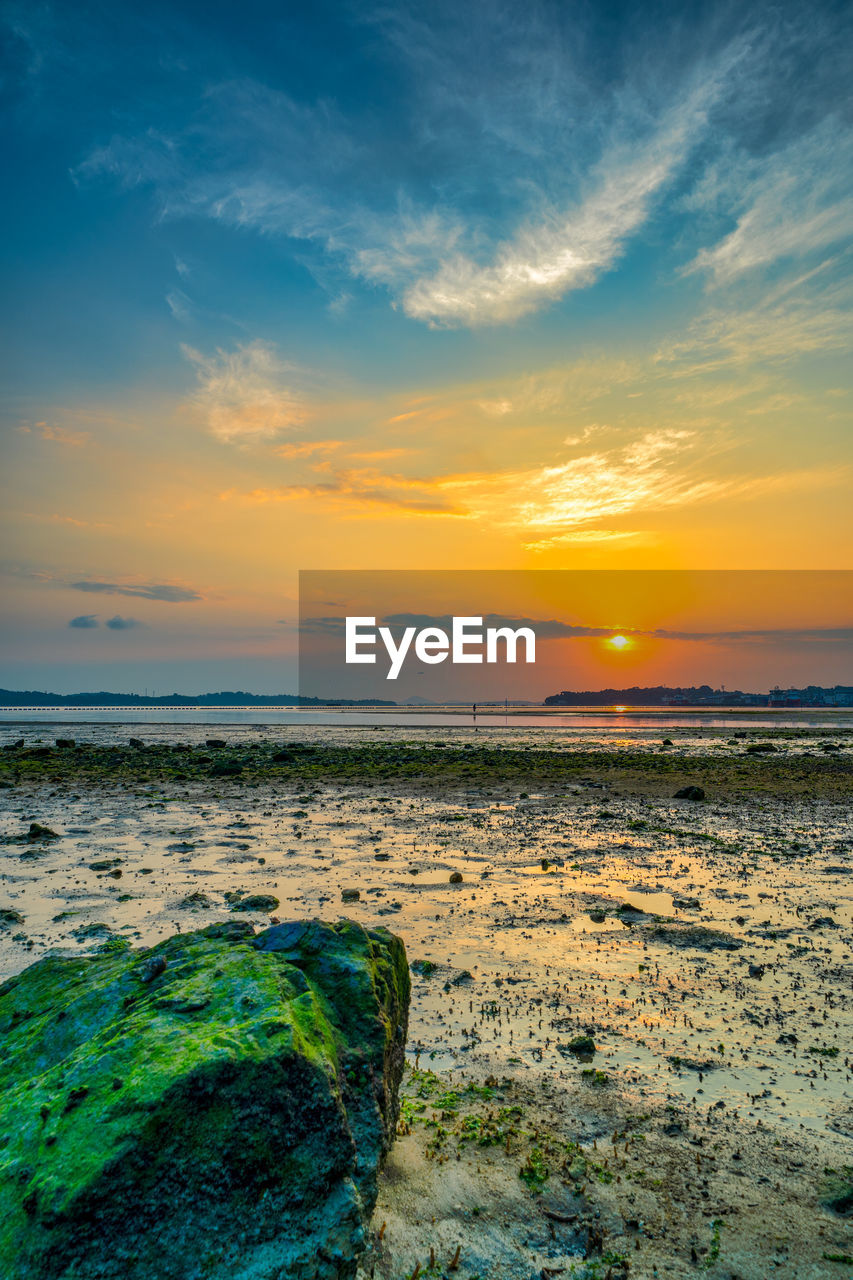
[1,725,851,1278]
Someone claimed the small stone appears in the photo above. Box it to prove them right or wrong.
[674,785,705,801]
[179,891,213,909]
[449,872,463,884]
[341,888,361,902]
[139,956,168,983]
[27,823,59,841]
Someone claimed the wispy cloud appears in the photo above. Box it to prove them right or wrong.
[166,289,193,323]
[522,529,653,551]
[182,340,306,443]
[461,430,736,532]
[398,70,740,327]
[219,467,464,516]
[76,22,758,330]
[70,581,201,602]
[18,421,90,447]
[22,512,108,529]
[274,439,346,459]
[218,425,843,539]
[66,612,143,629]
[657,260,853,371]
[686,119,853,285]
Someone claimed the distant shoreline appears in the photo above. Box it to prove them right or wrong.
[2,704,853,734]
[1,701,852,714]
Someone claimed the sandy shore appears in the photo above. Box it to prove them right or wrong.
[1,726,851,1278]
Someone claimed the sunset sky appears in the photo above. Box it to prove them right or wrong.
[1,0,851,693]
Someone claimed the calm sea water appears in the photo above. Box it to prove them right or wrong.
[1,705,851,731]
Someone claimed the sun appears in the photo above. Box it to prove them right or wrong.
[606,634,631,650]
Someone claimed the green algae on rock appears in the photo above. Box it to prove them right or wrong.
[0,918,409,1280]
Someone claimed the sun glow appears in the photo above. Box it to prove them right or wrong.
[607,634,631,650]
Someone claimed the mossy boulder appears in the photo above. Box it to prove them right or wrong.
[0,918,409,1279]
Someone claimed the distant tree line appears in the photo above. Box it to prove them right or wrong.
[0,689,396,707]
[544,685,763,706]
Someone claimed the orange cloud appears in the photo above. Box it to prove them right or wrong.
[19,422,91,447]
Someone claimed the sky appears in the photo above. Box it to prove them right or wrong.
[0,0,851,694]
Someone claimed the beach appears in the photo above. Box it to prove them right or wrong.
[1,723,851,1278]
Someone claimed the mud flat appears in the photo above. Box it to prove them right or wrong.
[1,726,852,1278]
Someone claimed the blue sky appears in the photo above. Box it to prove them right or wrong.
[1,0,851,692]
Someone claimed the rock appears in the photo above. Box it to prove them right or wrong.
[748,963,766,978]
[139,955,167,983]
[209,762,243,777]
[128,738,143,748]
[206,738,227,748]
[0,919,409,1280]
[449,871,463,884]
[0,909,25,928]
[674,785,705,800]
[178,891,213,909]
[341,888,361,902]
[558,1035,596,1061]
[2,739,24,751]
[643,923,742,952]
[588,908,607,923]
[55,739,75,749]
[70,922,113,942]
[821,1173,853,1216]
[27,823,58,841]
[667,1055,721,1073]
[231,894,280,914]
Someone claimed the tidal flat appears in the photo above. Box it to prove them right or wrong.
[1,724,851,1279]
